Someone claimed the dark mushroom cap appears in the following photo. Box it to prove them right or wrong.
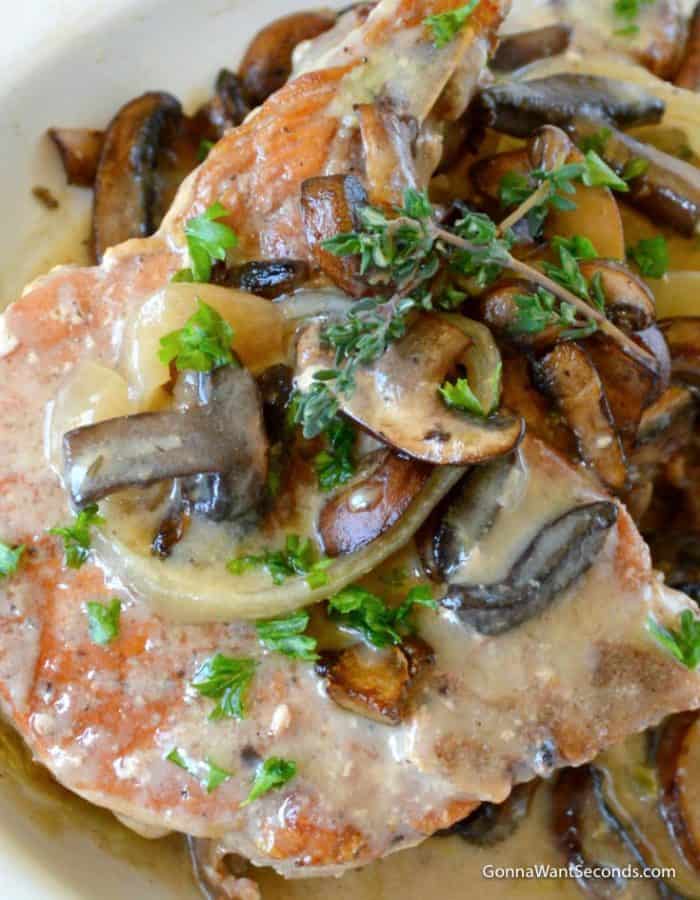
[296,315,524,466]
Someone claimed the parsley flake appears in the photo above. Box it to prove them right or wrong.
[256,610,318,661]
[647,611,700,670]
[612,0,655,38]
[424,0,481,48]
[158,299,235,372]
[582,150,629,192]
[49,504,104,569]
[580,127,613,156]
[228,535,331,589]
[313,416,357,492]
[327,583,437,648]
[86,598,121,645]
[191,654,257,720]
[166,748,233,794]
[627,235,669,278]
[241,756,297,806]
[622,157,650,182]
[0,541,24,578]
[179,201,238,283]
[439,371,499,418]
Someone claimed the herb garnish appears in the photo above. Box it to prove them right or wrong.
[612,0,655,37]
[424,0,481,48]
[166,748,233,794]
[191,654,257,720]
[0,541,24,578]
[241,756,297,806]
[313,415,357,491]
[439,362,501,418]
[197,139,215,162]
[622,157,650,182]
[327,584,437,648]
[581,150,629,192]
[49,504,104,569]
[627,235,669,278]
[176,201,238,283]
[86,598,121,645]
[303,189,655,435]
[512,287,596,341]
[256,610,318,661]
[228,535,331,589]
[647,611,700,670]
[159,299,235,372]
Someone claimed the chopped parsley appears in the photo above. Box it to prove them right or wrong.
[439,363,501,418]
[424,0,481,48]
[256,610,318,661]
[327,584,437,649]
[647,610,700,670]
[612,0,655,37]
[166,748,233,794]
[49,504,104,569]
[177,201,238,283]
[627,235,669,278]
[581,150,629,193]
[227,535,331,589]
[241,756,297,807]
[158,299,235,372]
[197,139,215,162]
[622,157,650,182]
[86,598,121,645]
[313,415,357,492]
[0,541,24,578]
[191,654,257,720]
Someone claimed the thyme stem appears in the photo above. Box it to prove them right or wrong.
[431,225,658,373]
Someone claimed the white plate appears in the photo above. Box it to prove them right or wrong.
[0,2,319,897]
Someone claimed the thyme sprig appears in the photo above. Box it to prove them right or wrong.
[295,189,656,438]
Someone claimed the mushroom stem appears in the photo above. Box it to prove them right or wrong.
[431,225,658,375]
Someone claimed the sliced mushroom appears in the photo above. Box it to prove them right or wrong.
[92,91,183,261]
[577,261,656,333]
[440,782,538,845]
[215,259,309,299]
[491,25,572,73]
[659,317,700,388]
[571,118,700,236]
[63,365,268,514]
[585,332,666,451]
[442,502,618,635]
[676,1,700,91]
[48,128,104,187]
[656,711,700,873]
[471,127,625,259]
[315,636,434,725]
[319,449,431,557]
[633,385,697,470]
[551,766,626,899]
[296,315,524,466]
[193,69,251,138]
[238,10,336,106]
[300,174,370,297]
[500,352,577,458]
[535,343,629,491]
[357,102,419,207]
[418,455,516,582]
[478,75,665,139]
